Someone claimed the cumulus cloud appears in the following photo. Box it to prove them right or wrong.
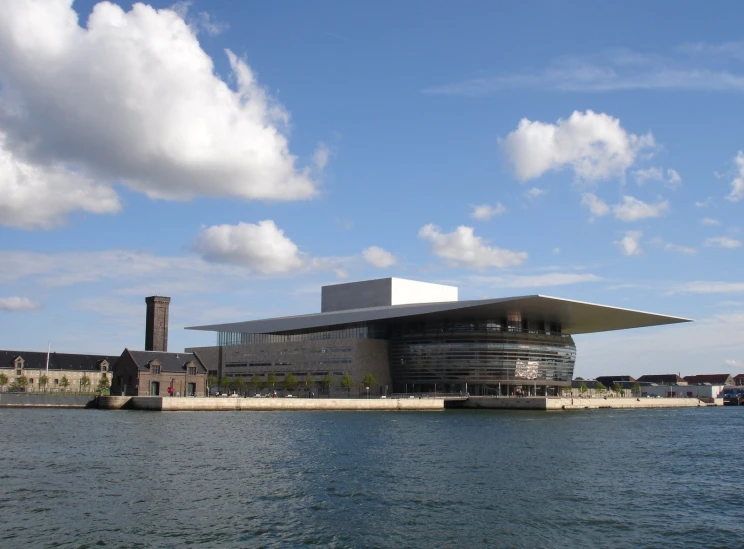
[0,0,318,229]
[192,221,305,274]
[613,195,669,221]
[0,296,41,311]
[704,236,742,248]
[418,224,527,269]
[362,246,397,268]
[470,273,602,288]
[580,193,610,220]
[701,217,720,226]
[524,187,546,200]
[499,110,655,181]
[615,230,643,256]
[667,168,682,186]
[726,151,744,202]
[633,167,682,187]
[0,133,121,229]
[470,203,507,220]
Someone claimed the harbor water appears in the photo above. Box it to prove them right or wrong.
[0,407,741,548]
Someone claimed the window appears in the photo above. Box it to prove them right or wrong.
[16,369,22,376]
[150,364,160,374]
[54,379,59,385]
[187,366,196,376]
[29,378,34,384]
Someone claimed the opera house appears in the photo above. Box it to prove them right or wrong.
[187,278,690,397]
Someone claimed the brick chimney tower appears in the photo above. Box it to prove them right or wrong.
[145,296,171,352]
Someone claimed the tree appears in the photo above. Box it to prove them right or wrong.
[233,376,245,396]
[39,374,49,392]
[0,373,7,392]
[304,373,315,393]
[578,382,588,395]
[15,375,29,392]
[631,382,642,397]
[340,373,355,397]
[595,381,607,395]
[575,376,585,381]
[321,373,334,397]
[284,373,298,393]
[60,376,70,391]
[207,374,217,393]
[612,382,624,397]
[80,375,91,392]
[219,375,230,393]
[362,373,377,390]
[267,371,278,390]
[97,373,110,393]
[250,374,262,395]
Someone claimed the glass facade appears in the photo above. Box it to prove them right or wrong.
[388,319,575,395]
[217,322,388,346]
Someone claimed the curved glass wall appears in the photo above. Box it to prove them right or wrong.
[389,319,575,395]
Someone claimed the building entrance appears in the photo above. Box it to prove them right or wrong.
[150,381,160,396]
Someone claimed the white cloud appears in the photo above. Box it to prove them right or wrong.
[192,221,305,274]
[0,296,41,312]
[701,217,720,226]
[613,195,669,221]
[580,193,610,219]
[704,236,742,248]
[470,273,602,288]
[695,197,713,207]
[362,246,397,268]
[424,46,744,96]
[499,110,655,181]
[633,167,664,185]
[725,359,743,368]
[525,187,546,199]
[726,151,744,202]
[470,203,507,220]
[667,168,682,186]
[615,230,643,256]
[0,0,318,229]
[418,224,527,269]
[552,247,561,254]
[664,242,697,255]
[672,281,744,294]
[312,143,332,170]
[0,133,121,229]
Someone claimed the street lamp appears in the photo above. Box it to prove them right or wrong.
[365,386,369,399]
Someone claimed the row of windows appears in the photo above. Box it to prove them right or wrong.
[217,322,388,347]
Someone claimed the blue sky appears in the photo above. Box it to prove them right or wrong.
[1,0,743,378]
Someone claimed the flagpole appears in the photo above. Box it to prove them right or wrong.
[46,341,50,373]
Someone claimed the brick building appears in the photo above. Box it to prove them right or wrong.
[110,349,208,396]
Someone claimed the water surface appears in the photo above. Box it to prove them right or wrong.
[0,407,741,548]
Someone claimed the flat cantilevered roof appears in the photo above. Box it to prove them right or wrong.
[186,295,691,336]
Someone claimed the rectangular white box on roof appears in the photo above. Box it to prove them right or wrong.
[321,277,458,312]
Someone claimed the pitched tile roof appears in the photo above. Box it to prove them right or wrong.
[0,350,115,372]
[683,374,732,385]
[124,349,207,373]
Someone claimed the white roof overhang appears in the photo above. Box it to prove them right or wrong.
[186,295,691,336]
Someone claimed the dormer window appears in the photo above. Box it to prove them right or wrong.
[99,360,109,373]
[13,357,24,374]
[149,361,161,375]
[187,363,196,376]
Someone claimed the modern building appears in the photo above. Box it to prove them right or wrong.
[186,277,691,397]
[0,350,115,392]
[636,374,687,385]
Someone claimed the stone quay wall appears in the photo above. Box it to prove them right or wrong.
[97,396,445,411]
[450,396,723,410]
